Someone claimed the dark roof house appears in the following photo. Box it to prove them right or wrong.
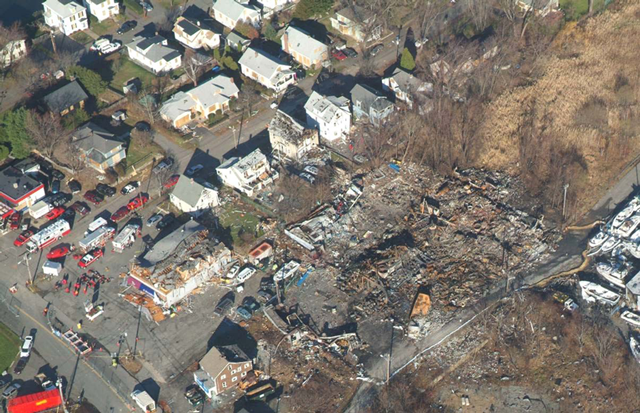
[350,83,394,125]
[73,122,127,172]
[43,80,89,116]
[0,167,45,209]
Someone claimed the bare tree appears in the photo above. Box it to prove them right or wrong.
[463,0,493,33]
[495,0,521,33]
[154,151,179,189]
[153,74,172,103]
[24,110,67,159]
[417,0,446,41]
[63,138,86,174]
[158,6,182,34]
[183,49,211,87]
[36,22,58,55]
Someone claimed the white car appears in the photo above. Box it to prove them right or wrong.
[299,172,315,184]
[90,38,110,52]
[237,266,256,283]
[303,165,319,176]
[20,336,33,358]
[226,263,240,279]
[101,41,122,55]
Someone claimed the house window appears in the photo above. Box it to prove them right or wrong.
[222,382,227,388]
[244,363,250,369]
[221,374,226,380]
[241,372,247,377]
[231,376,238,382]
[228,365,232,371]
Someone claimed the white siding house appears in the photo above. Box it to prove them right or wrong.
[170,176,219,216]
[212,0,260,30]
[126,35,182,74]
[43,0,88,36]
[238,48,296,93]
[83,0,119,22]
[304,91,351,142]
[1,40,27,68]
[216,149,279,196]
[173,17,221,50]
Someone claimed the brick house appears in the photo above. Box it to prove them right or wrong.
[194,345,253,397]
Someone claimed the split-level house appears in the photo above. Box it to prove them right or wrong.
[239,48,296,93]
[83,0,119,22]
[212,0,260,30]
[160,75,239,128]
[330,6,381,43]
[194,345,253,397]
[126,35,182,74]
[173,16,221,50]
[269,110,319,160]
[281,26,329,69]
[216,149,279,197]
[304,91,351,142]
[72,122,126,172]
[43,0,88,36]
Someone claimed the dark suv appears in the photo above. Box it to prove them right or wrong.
[117,21,137,35]
[96,183,116,197]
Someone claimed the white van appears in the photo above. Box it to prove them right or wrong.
[90,38,110,52]
[131,390,156,412]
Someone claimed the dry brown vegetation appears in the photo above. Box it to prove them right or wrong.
[480,1,640,219]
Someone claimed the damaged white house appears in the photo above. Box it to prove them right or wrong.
[216,149,279,197]
[304,91,351,142]
[269,110,319,160]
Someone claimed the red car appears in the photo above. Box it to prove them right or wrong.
[78,249,104,268]
[111,206,130,222]
[83,190,104,206]
[9,212,21,230]
[127,194,149,210]
[163,174,180,189]
[45,207,65,221]
[47,244,71,259]
[13,230,34,247]
[70,201,91,217]
[332,50,347,61]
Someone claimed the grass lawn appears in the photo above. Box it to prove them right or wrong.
[219,201,265,246]
[0,322,20,372]
[560,0,606,20]
[89,16,117,36]
[71,31,93,45]
[109,57,155,92]
[123,0,143,15]
[126,133,163,169]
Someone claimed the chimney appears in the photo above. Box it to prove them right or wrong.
[282,33,289,52]
[229,77,234,83]
[196,20,201,27]
[13,183,18,189]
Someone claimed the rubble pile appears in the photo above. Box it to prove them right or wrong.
[293,164,560,323]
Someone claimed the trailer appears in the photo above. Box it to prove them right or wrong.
[29,200,51,220]
[62,329,92,355]
[7,389,62,413]
[79,225,115,251]
[26,220,71,252]
[112,223,141,253]
[85,301,104,321]
[42,261,62,276]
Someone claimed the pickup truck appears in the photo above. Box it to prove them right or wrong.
[214,298,233,316]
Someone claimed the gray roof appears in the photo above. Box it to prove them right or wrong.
[304,91,350,124]
[213,0,259,22]
[283,26,327,63]
[189,75,239,111]
[385,68,432,94]
[0,167,43,203]
[140,221,206,267]
[44,80,88,113]
[226,31,249,46]
[171,175,209,208]
[200,345,249,376]
[73,122,122,163]
[239,48,293,84]
[350,84,393,113]
[128,36,182,64]
[160,91,197,122]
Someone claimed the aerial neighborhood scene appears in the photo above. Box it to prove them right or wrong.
[0,0,639,411]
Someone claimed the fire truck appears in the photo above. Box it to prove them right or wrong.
[26,220,71,252]
[78,225,115,252]
[112,224,141,253]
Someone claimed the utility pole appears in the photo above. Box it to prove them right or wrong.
[562,183,569,219]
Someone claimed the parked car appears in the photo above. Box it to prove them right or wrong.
[111,206,130,222]
[153,157,174,173]
[185,164,203,177]
[344,48,358,58]
[51,179,60,194]
[226,263,240,279]
[140,1,153,12]
[156,213,175,230]
[121,181,140,195]
[45,207,65,221]
[163,174,180,189]
[13,358,27,375]
[236,306,252,320]
[135,121,151,132]
[45,193,71,207]
[13,230,34,247]
[90,38,110,52]
[78,249,104,268]
[299,172,315,184]
[185,386,204,407]
[237,266,256,283]
[146,214,163,227]
[51,170,65,180]
[370,44,384,56]
[68,180,82,194]
[20,336,33,358]
[9,212,21,230]
[331,50,347,61]
[83,191,104,206]
[127,194,149,210]
[303,165,319,176]
[214,297,233,316]
[117,21,137,35]
[70,201,90,216]
[96,183,116,197]
[47,244,71,259]
[2,382,21,399]
[257,289,274,303]
[101,41,122,55]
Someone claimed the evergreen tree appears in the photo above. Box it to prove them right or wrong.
[0,108,32,159]
[400,48,416,71]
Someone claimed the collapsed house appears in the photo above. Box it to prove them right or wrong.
[269,110,319,161]
[216,149,279,197]
[125,221,232,310]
